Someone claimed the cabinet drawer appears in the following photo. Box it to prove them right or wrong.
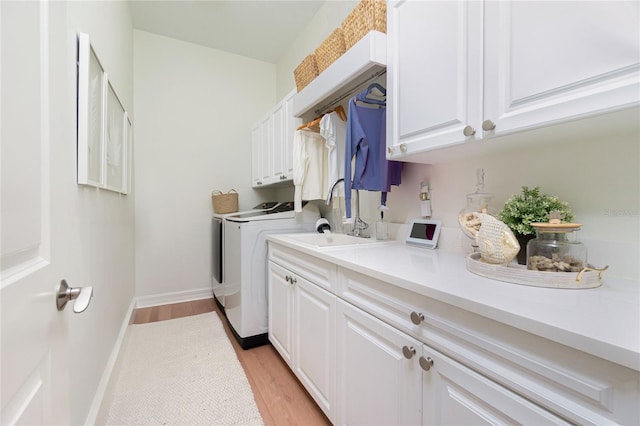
[337,267,640,425]
[269,243,336,292]
[424,343,568,425]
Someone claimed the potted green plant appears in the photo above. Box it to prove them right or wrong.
[499,186,574,264]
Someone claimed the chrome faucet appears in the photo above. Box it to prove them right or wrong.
[326,178,344,205]
[326,178,369,238]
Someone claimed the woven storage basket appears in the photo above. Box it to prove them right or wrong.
[293,54,319,92]
[315,28,347,73]
[341,0,387,50]
[211,189,238,214]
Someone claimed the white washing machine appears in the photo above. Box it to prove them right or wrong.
[223,202,318,349]
[211,201,278,312]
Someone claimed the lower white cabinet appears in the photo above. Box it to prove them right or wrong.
[336,298,566,426]
[268,260,294,365]
[423,343,567,425]
[268,260,336,421]
[268,241,639,425]
[336,299,422,425]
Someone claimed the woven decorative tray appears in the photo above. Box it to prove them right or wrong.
[466,253,606,289]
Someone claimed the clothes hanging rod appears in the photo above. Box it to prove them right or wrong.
[313,68,387,116]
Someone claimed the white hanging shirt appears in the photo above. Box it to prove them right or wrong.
[320,111,347,197]
[293,130,328,212]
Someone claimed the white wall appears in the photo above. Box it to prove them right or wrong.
[383,115,640,280]
[133,30,277,299]
[64,1,135,424]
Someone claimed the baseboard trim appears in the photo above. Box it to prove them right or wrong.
[134,287,213,309]
[83,298,136,426]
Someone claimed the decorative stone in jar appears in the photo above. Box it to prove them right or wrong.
[526,212,587,272]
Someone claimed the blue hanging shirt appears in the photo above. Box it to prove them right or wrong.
[344,97,402,218]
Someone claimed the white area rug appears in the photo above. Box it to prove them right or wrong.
[97,312,264,425]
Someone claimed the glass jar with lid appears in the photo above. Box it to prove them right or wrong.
[526,214,587,272]
[458,168,496,251]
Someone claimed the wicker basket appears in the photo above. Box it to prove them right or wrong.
[293,54,319,92]
[341,0,387,51]
[315,28,347,73]
[211,189,238,214]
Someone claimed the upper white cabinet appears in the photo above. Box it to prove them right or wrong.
[282,90,298,177]
[251,89,301,188]
[387,0,640,162]
[484,1,640,136]
[386,0,483,158]
[250,125,263,187]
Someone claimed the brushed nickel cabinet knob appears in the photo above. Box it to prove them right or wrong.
[402,345,416,359]
[482,120,496,131]
[463,125,476,136]
[410,311,425,325]
[419,356,434,371]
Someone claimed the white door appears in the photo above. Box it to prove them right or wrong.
[1,1,72,424]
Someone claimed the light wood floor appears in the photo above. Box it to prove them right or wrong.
[133,298,331,426]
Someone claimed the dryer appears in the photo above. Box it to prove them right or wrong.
[211,201,278,311]
[223,202,318,349]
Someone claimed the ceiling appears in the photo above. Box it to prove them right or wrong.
[129,0,325,63]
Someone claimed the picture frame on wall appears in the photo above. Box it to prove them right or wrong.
[104,81,126,193]
[76,32,131,194]
[77,32,105,188]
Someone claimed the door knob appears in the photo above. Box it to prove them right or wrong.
[56,280,93,313]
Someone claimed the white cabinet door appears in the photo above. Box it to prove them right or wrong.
[251,124,263,187]
[386,0,483,159]
[422,344,567,425]
[251,90,300,186]
[260,115,274,184]
[283,89,301,179]
[388,0,640,162]
[294,276,336,421]
[336,299,421,426]
[483,0,640,136]
[271,102,286,182]
[268,261,294,367]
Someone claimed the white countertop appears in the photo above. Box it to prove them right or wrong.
[268,233,640,372]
